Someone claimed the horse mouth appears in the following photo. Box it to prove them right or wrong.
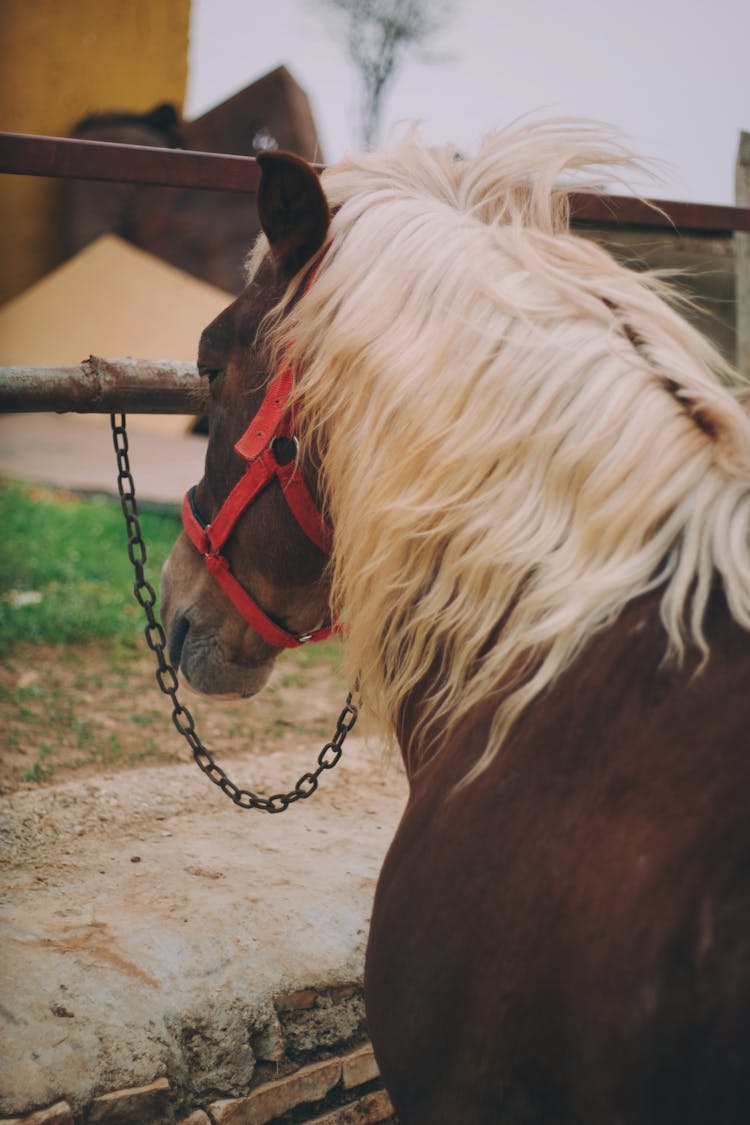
[168,613,191,668]
[166,612,273,698]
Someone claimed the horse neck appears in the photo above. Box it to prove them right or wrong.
[395,582,740,795]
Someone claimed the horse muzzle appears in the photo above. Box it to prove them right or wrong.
[160,538,276,698]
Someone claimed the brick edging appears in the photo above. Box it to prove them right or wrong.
[0,1043,395,1125]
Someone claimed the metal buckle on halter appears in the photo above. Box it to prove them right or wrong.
[270,434,299,465]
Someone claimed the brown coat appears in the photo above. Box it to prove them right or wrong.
[367,588,750,1123]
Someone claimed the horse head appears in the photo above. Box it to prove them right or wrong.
[160,153,334,697]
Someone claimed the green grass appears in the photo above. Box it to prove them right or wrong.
[0,479,343,677]
[0,481,347,790]
[0,481,181,654]
[23,743,55,783]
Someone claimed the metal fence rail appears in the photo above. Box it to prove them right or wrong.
[0,130,265,193]
[2,130,750,234]
[1,129,748,415]
[0,358,207,415]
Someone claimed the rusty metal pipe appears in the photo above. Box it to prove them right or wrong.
[0,358,209,414]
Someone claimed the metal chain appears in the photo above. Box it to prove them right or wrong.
[110,413,357,812]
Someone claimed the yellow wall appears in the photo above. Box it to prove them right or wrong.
[0,0,191,304]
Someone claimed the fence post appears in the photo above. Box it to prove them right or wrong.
[736,131,750,377]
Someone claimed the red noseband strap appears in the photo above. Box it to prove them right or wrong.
[181,361,337,649]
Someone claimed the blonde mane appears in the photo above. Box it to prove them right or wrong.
[252,121,750,778]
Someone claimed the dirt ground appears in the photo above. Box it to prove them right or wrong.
[1,633,408,882]
[1,637,358,797]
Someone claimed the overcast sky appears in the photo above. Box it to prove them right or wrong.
[186,0,748,206]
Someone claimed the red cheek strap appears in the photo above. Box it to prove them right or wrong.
[203,548,337,649]
[182,249,337,649]
[181,408,337,649]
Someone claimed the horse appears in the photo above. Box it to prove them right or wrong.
[160,121,750,1124]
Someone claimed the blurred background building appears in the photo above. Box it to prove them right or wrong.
[0,0,746,371]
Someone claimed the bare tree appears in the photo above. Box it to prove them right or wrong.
[320,0,453,150]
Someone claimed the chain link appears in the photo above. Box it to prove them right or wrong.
[110,413,357,812]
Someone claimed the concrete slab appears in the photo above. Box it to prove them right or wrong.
[0,740,407,1117]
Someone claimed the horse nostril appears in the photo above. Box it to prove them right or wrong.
[168,615,191,667]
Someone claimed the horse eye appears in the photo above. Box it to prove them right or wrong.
[198,364,225,384]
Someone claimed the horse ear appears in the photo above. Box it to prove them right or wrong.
[256,151,330,279]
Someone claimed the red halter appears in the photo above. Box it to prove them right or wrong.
[181,359,337,649]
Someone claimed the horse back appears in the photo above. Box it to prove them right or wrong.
[366,588,750,1124]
